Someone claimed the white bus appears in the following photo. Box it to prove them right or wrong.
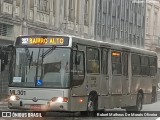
[7,35,158,116]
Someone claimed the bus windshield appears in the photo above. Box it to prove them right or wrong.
[9,47,70,88]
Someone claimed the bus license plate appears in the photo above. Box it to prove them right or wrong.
[30,105,41,110]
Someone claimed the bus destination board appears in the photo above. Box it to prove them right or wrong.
[15,36,69,46]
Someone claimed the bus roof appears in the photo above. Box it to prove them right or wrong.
[71,35,157,56]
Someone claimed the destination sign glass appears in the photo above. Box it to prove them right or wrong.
[15,36,69,46]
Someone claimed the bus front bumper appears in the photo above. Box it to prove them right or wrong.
[8,100,70,111]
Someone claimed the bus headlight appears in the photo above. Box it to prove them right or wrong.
[51,97,69,103]
[9,95,19,101]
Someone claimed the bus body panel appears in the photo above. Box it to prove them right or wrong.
[131,76,152,94]
[100,74,109,95]
[111,76,123,94]
[70,96,88,111]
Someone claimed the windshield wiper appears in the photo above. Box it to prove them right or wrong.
[29,51,33,69]
[24,46,31,60]
[40,46,55,58]
[24,46,33,69]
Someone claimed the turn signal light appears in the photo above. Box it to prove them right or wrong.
[79,98,83,103]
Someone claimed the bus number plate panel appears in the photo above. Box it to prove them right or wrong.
[30,105,41,110]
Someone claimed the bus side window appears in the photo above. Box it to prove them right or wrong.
[141,56,149,76]
[111,51,122,75]
[72,51,85,86]
[132,54,141,75]
[86,47,100,73]
[149,57,157,76]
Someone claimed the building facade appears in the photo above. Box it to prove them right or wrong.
[94,0,146,48]
[145,0,160,68]
[0,0,96,41]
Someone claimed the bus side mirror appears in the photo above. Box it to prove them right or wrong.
[75,55,81,65]
[0,59,5,72]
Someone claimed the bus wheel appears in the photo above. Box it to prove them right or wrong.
[135,93,143,111]
[86,94,98,117]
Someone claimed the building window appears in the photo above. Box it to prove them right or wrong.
[108,0,111,15]
[125,32,128,44]
[30,0,34,9]
[37,0,49,12]
[129,34,132,45]
[0,23,13,37]
[53,0,56,16]
[97,0,101,36]
[64,0,67,19]
[76,0,80,24]
[16,0,20,6]
[117,5,120,19]
[133,35,136,45]
[134,13,137,25]
[137,36,140,47]
[68,0,75,22]
[154,12,158,36]
[102,0,107,37]
[126,8,129,22]
[84,0,89,26]
[111,28,115,40]
[4,0,13,3]
[141,36,144,47]
[146,9,150,34]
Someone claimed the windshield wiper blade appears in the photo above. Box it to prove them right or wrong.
[29,51,33,69]
[24,46,31,60]
[40,46,55,58]
[24,46,33,69]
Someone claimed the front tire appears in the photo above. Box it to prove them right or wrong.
[86,94,98,117]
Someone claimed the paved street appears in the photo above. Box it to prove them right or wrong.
[0,93,160,120]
